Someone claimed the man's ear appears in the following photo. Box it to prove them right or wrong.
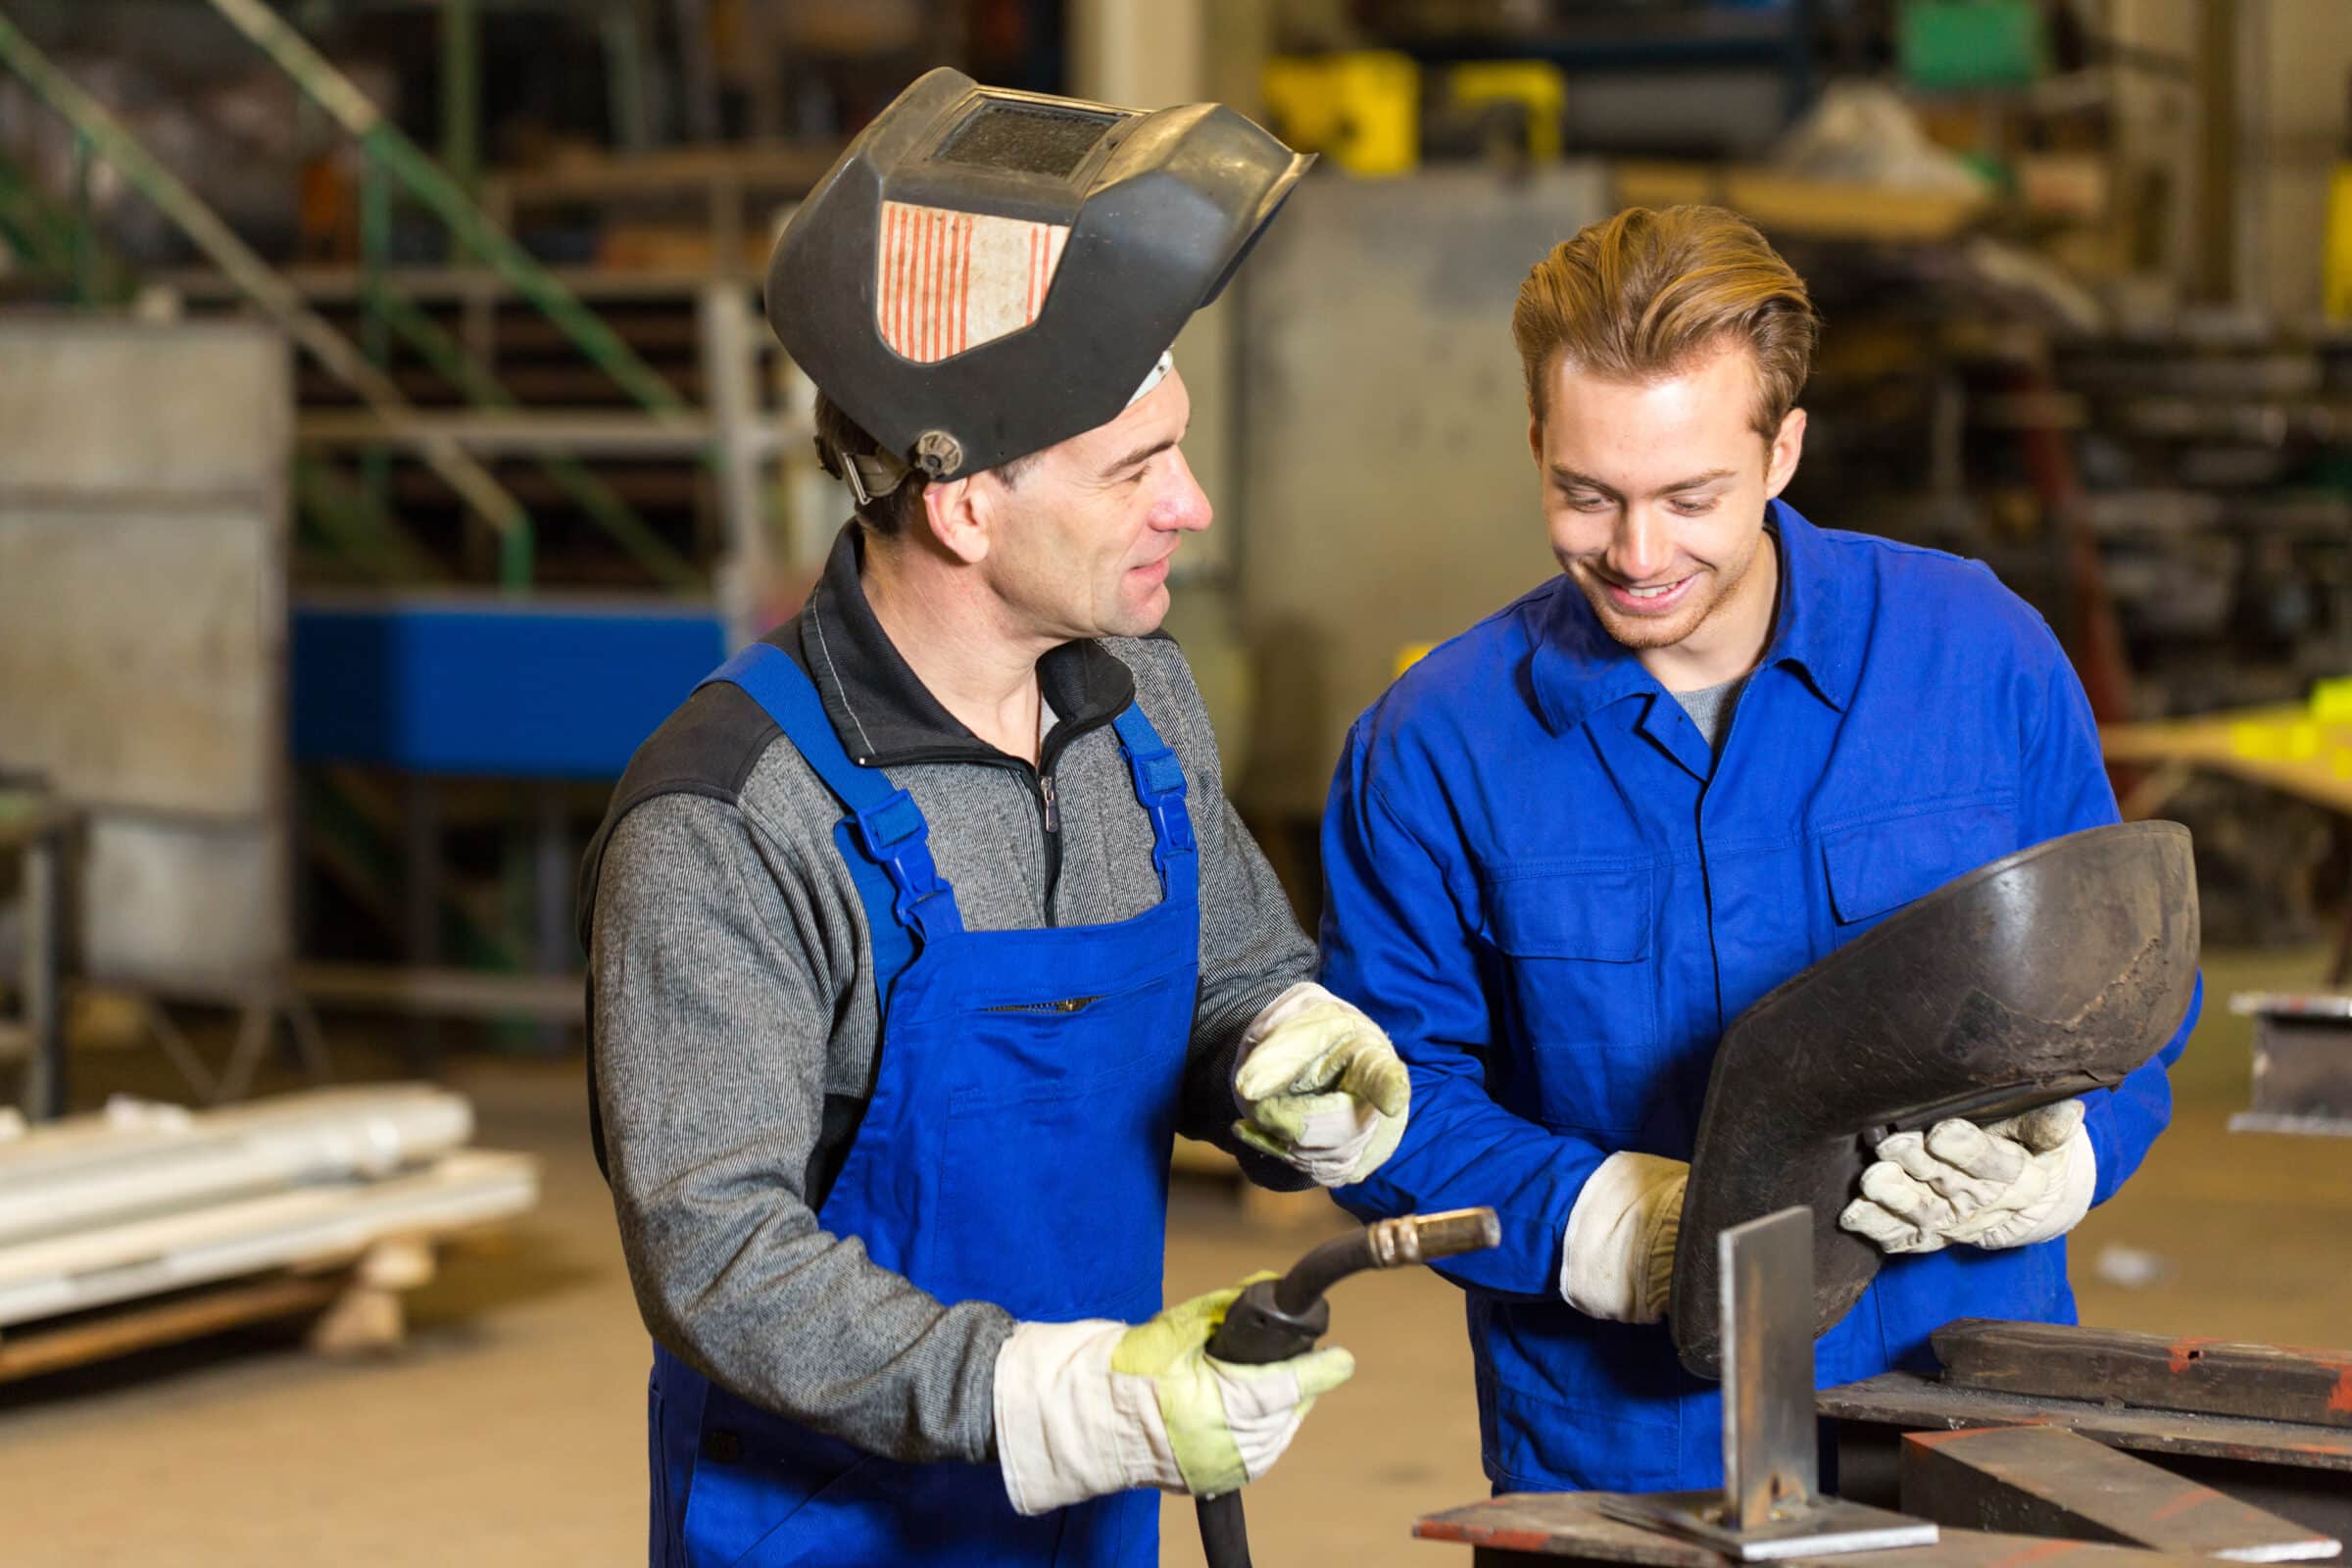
[1764,407,1807,501]
[921,474,989,564]
[1527,413,1544,467]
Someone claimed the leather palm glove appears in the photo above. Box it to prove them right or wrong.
[1232,984,1411,1187]
[1839,1099,2097,1255]
[1559,1152,1687,1323]
[993,1275,1357,1515]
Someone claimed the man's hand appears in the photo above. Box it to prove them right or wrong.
[993,1275,1357,1514]
[1839,1100,2097,1255]
[1231,985,1411,1187]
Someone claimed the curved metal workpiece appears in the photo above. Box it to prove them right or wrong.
[1671,821,2201,1379]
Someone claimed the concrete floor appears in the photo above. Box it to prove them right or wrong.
[4,945,2349,1566]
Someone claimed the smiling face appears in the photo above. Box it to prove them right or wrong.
[967,367,1210,641]
[1531,340,1806,689]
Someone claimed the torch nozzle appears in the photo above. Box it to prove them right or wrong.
[1365,1207,1502,1268]
[1272,1206,1502,1316]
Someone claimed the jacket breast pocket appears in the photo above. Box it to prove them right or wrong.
[1481,867,1659,1141]
[1819,800,2017,930]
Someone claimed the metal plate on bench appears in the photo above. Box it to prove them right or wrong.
[1932,1320,2352,1433]
[1820,1373,2352,1472]
[1899,1426,2340,1562]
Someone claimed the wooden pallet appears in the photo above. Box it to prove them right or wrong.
[0,1235,437,1385]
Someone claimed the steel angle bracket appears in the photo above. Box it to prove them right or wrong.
[1608,1208,1936,1560]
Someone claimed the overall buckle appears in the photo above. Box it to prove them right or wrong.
[853,791,950,926]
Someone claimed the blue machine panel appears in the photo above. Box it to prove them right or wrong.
[291,597,730,778]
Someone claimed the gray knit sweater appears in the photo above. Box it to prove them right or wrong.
[580,524,1317,1468]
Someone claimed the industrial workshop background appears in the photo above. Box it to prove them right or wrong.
[0,0,2347,1563]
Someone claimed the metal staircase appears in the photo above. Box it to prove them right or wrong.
[0,4,830,1050]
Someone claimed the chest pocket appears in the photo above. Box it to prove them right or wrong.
[1819,799,2018,930]
[1482,867,1659,1141]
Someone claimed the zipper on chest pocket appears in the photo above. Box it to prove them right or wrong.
[981,995,1101,1014]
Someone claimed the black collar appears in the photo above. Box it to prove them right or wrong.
[772,522,1140,769]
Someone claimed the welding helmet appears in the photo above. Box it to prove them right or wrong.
[765,67,1312,499]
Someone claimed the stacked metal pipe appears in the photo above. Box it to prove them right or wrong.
[0,1085,536,1327]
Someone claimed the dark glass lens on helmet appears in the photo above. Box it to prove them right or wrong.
[935,102,1124,179]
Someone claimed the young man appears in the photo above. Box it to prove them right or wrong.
[1317,206,2199,1494]
[580,72,1411,1566]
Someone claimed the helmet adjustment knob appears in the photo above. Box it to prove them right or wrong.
[913,430,964,477]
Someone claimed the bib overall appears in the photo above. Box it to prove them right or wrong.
[647,644,1200,1566]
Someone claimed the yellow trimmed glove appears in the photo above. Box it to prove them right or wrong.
[993,1275,1357,1514]
[1232,985,1411,1187]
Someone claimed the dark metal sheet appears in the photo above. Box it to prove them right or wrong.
[1932,1320,2352,1432]
[1899,1426,2340,1561]
[1417,1493,1728,1564]
[1820,1373,2352,1472]
[1825,1382,2352,1542]
[1673,822,2200,1378]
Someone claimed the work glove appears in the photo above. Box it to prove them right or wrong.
[1839,1099,2098,1255]
[1559,1152,1687,1323]
[992,1275,1357,1515]
[1231,984,1412,1187]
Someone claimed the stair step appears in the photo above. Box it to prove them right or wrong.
[298,409,805,458]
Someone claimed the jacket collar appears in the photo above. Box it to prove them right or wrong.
[780,521,1138,767]
[1529,500,1861,736]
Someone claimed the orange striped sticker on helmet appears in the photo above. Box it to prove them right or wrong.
[876,202,1071,364]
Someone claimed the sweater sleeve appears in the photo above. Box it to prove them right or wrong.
[591,793,1014,1463]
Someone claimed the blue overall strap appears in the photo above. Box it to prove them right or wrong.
[698,645,964,969]
[1108,703,1196,893]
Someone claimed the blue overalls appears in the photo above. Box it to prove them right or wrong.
[1319,504,2199,1494]
[648,642,1200,1567]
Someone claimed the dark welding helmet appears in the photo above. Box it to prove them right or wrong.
[766,68,1311,496]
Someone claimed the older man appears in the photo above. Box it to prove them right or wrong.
[581,71,1410,1567]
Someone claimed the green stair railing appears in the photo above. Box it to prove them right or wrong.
[0,139,132,304]
[205,0,774,591]
[203,0,692,421]
[365,280,702,591]
[0,10,745,596]
[0,142,442,584]
[0,11,537,575]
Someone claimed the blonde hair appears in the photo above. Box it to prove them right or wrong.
[1512,205,1819,439]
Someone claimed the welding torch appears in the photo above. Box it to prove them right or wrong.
[1196,1206,1501,1568]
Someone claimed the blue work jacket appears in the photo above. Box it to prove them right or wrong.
[1319,502,2198,1494]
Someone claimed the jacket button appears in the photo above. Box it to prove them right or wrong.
[704,1429,743,1464]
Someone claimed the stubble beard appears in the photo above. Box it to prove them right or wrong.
[1572,535,1758,653]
